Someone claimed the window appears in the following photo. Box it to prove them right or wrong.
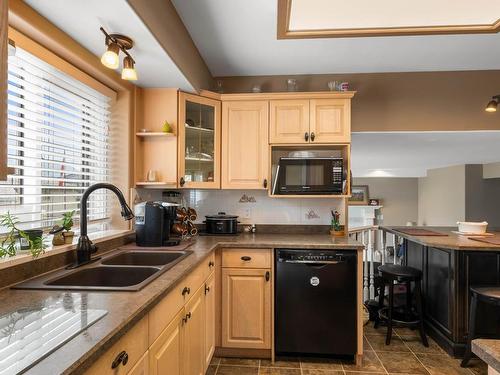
[0,46,113,234]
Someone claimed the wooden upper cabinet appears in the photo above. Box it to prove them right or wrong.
[222,101,269,189]
[270,100,309,144]
[221,268,271,349]
[310,99,350,143]
[178,92,221,189]
[0,0,8,181]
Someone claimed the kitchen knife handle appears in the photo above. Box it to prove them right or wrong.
[241,256,252,261]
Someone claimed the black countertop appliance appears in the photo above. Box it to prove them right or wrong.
[135,201,179,246]
[204,212,239,235]
[275,248,357,357]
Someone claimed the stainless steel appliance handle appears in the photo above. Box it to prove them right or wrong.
[283,260,342,265]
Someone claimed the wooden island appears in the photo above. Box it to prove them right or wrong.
[380,226,500,357]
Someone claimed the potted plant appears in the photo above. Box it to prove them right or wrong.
[0,212,46,258]
[330,210,345,237]
[60,210,75,244]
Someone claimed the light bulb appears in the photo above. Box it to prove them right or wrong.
[121,56,138,81]
[485,99,498,113]
[100,42,120,69]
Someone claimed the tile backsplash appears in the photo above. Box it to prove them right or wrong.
[135,189,345,226]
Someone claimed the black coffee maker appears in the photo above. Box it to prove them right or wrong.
[135,201,179,246]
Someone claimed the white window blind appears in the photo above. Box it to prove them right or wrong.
[0,46,113,234]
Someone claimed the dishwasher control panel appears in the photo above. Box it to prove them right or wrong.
[276,249,348,263]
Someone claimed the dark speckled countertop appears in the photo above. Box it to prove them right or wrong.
[0,233,362,375]
[473,339,500,372]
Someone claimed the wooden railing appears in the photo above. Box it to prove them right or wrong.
[349,226,403,303]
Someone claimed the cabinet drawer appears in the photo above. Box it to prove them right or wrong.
[222,248,271,268]
[86,316,148,375]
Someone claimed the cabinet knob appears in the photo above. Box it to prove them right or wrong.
[263,179,268,189]
[310,132,315,142]
[304,132,309,142]
[205,285,210,295]
[265,271,270,282]
[182,286,191,296]
[180,177,185,187]
[111,351,129,369]
[208,260,215,268]
[241,256,252,262]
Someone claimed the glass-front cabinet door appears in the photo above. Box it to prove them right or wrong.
[178,93,221,188]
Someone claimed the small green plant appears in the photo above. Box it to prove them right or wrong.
[331,210,342,231]
[60,210,75,232]
[0,212,46,258]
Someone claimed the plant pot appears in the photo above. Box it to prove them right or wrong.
[52,232,65,246]
[18,229,43,250]
[330,227,345,237]
[62,231,75,245]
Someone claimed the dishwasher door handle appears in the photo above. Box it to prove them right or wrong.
[283,260,342,265]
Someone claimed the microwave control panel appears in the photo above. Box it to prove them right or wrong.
[332,159,343,185]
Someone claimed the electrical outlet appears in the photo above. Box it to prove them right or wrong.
[244,208,251,219]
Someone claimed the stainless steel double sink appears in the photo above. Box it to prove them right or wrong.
[13,248,193,291]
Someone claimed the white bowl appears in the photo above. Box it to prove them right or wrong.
[456,221,488,234]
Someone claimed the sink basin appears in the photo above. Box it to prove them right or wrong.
[45,266,159,288]
[101,251,186,266]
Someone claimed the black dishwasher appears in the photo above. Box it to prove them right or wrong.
[275,249,357,357]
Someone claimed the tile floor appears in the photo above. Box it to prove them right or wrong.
[206,324,487,375]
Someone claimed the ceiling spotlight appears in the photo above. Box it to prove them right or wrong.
[99,27,138,81]
[121,56,138,81]
[485,95,499,113]
[100,41,120,69]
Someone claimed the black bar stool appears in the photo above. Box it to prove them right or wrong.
[461,286,500,367]
[374,264,428,347]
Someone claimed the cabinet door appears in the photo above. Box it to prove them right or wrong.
[222,101,269,189]
[270,100,310,144]
[221,268,271,349]
[204,273,216,370]
[184,286,205,375]
[149,309,184,375]
[178,92,221,189]
[309,99,350,143]
[128,351,149,375]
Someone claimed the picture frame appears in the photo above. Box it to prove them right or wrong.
[349,185,369,205]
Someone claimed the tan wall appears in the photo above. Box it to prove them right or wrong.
[418,165,466,226]
[216,71,500,131]
[353,177,418,226]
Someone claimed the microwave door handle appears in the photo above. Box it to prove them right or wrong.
[272,165,280,195]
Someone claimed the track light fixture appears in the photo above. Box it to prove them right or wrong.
[485,95,499,113]
[100,27,138,81]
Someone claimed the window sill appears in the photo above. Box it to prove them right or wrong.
[0,229,134,271]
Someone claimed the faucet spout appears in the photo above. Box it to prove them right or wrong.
[70,183,134,269]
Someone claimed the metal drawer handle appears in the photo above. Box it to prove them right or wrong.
[310,132,315,142]
[241,256,252,261]
[183,312,191,324]
[265,271,270,282]
[304,132,309,142]
[263,179,268,189]
[205,285,210,294]
[111,351,129,369]
[208,260,215,267]
[182,286,191,296]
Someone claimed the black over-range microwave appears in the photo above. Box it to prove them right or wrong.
[272,157,345,195]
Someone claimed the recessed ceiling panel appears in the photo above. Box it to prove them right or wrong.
[282,0,500,38]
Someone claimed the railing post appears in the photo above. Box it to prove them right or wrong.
[369,228,375,300]
[381,229,386,265]
[393,234,399,264]
[362,230,369,302]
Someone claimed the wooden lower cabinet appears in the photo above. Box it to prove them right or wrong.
[149,309,184,375]
[221,268,271,349]
[204,273,216,370]
[128,351,149,375]
[184,286,205,375]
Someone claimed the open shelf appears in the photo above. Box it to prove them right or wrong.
[136,132,175,137]
[185,124,214,133]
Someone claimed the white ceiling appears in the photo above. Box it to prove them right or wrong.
[290,0,500,30]
[25,0,194,90]
[351,132,500,178]
[172,0,500,76]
